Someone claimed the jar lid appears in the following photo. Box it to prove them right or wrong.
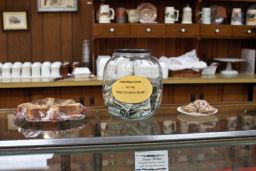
[115,49,151,53]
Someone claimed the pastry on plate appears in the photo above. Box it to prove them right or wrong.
[181,100,217,114]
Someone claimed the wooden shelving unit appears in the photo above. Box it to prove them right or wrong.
[0,0,255,108]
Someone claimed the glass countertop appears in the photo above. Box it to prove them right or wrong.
[1,102,256,154]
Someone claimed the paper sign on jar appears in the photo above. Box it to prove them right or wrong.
[112,76,153,103]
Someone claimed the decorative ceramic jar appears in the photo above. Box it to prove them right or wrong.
[103,49,163,120]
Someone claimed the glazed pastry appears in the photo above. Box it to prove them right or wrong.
[16,98,87,122]
[182,100,216,114]
[194,100,209,110]
[199,105,216,114]
[182,102,197,113]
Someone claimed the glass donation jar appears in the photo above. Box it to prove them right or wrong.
[103,49,163,120]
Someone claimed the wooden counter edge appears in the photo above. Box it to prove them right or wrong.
[0,74,255,89]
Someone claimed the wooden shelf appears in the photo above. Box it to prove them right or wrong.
[0,74,255,89]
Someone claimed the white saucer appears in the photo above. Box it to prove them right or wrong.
[177,106,218,117]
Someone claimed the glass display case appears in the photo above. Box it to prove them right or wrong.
[1,102,256,170]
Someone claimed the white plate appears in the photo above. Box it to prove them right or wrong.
[177,106,218,117]
[137,3,157,23]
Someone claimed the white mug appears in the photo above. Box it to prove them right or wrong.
[127,9,140,23]
[2,62,12,78]
[12,62,22,78]
[22,62,32,78]
[159,61,168,79]
[246,9,256,26]
[41,62,51,77]
[98,4,115,23]
[32,62,41,77]
[165,7,179,24]
[231,8,242,25]
[200,7,211,24]
[51,62,62,77]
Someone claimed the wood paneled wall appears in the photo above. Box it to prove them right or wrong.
[0,0,91,63]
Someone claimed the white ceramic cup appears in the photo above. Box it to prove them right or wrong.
[2,62,12,78]
[163,120,176,134]
[51,62,62,77]
[246,9,256,26]
[22,62,32,78]
[127,9,140,23]
[98,4,115,23]
[41,61,51,77]
[12,62,22,78]
[165,7,179,24]
[231,8,242,25]
[32,62,41,77]
[159,61,168,79]
[200,7,211,24]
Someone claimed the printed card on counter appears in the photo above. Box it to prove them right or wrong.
[135,150,168,171]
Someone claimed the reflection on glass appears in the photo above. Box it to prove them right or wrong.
[242,115,256,130]
[163,120,176,134]
[227,116,238,131]
[0,154,54,170]
[14,118,86,139]
[103,117,160,136]
[177,114,219,133]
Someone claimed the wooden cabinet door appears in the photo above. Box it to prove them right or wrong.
[200,25,232,37]
[201,85,222,103]
[232,26,256,38]
[173,84,223,104]
[130,24,165,37]
[253,85,256,101]
[173,85,201,104]
[94,24,130,38]
[222,84,248,102]
[165,24,199,37]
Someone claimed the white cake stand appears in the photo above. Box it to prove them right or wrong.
[214,58,245,76]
